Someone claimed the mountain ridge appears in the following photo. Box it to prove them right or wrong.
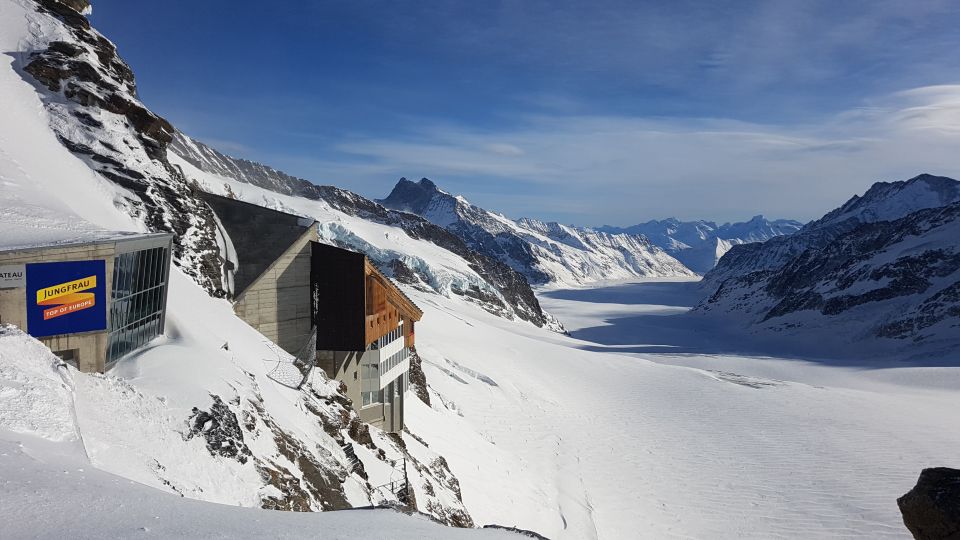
[698,174,960,353]
[379,177,695,285]
[598,215,804,273]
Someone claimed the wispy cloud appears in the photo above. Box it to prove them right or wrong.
[309,84,960,224]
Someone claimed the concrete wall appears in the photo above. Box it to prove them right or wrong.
[0,242,117,373]
[234,228,316,355]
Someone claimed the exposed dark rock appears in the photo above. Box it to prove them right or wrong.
[482,525,552,539]
[407,347,431,406]
[898,467,960,540]
[170,134,558,328]
[701,185,960,347]
[21,0,225,295]
[186,395,252,464]
[260,423,350,512]
[388,258,419,285]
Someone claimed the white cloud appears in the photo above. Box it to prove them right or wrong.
[317,84,960,224]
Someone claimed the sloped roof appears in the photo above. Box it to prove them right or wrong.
[200,192,316,297]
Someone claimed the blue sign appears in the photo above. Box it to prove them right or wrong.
[26,260,107,338]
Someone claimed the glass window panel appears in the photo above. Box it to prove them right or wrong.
[116,255,126,296]
[136,250,145,293]
[151,248,160,288]
[157,248,167,285]
[128,252,137,295]
[143,249,153,293]
[160,248,169,285]
[152,248,161,287]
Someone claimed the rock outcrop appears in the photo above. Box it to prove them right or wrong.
[20,0,224,293]
[898,467,960,540]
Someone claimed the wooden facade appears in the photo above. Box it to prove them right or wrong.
[363,259,420,348]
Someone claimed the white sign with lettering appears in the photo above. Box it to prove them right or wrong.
[0,265,26,288]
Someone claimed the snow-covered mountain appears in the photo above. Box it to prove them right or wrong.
[698,174,960,354]
[4,2,960,539]
[379,177,694,285]
[704,174,960,289]
[0,0,517,527]
[170,138,560,332]
[11,0,557,332]
[598,216,804,273]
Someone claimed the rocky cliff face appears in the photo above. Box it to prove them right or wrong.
[598,216,804,274]
[19,0,224,294]
[380,178,694,285]
[697,175,960,352]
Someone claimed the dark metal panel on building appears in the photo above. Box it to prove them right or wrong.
[311,241,366,351]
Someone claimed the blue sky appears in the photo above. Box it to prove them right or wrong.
[90,0,960,225]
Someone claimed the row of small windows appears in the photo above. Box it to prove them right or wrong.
[107,247,170,364]
[371,321,404,350]
[380,346,409,377]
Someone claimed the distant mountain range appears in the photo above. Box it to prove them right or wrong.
[379,178,694,286]
[698,174,960,354]
[598,217,804,273]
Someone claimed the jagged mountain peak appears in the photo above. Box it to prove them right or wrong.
[380,176,456,215]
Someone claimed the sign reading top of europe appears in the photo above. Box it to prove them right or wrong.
[25,260,107,338]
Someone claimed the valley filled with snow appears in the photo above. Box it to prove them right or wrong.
[405,278,960,538]
[2,1,959,539]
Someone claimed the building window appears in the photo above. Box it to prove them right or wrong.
[106,246,170,364]
[360,361,382,407]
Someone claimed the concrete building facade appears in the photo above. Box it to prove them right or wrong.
[202,192,318,355]
[0,232,173,373]
[204,194,423,433]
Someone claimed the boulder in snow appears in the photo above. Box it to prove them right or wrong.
[897,467,960,540]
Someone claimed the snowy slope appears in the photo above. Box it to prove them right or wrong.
[169,152,562,332]
[170,137,558,331]
[380,177,695,286]
[8,0,225,291]
[0,326,521,539]
[698,176,960,354]
[599,216,804,273]
[0,0,493,529]
[403,281,960,539]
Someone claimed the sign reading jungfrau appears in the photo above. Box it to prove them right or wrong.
[25,260,106,337]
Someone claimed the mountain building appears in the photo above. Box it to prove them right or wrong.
[0,232,173,372]
[311,242,423,433]
[203,193,423,433]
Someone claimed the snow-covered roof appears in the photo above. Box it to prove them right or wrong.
[0,229,172,254]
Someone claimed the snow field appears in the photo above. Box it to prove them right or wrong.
[407,280,960,539]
